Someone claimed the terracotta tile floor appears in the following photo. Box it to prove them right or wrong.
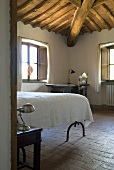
[21,108,114,170]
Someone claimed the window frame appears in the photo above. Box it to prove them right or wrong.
[21,41,48,83]
[100,42,114,82]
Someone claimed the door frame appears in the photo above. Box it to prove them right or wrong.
[10,0,17,169]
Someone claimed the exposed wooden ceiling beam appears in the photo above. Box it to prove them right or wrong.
[93,0,107,8]
[91,9,111,30]
[68,0,82,7]
[24,1,62,25]
[52,19,71,32]
[68,0,107,8]
[41,7,75,30]
[17,0,33,13]
[57,20,85,35]
[57,23,84,35]
[41,8,75,30]
[57,24,70,33]
[86,16,101,31]
[100,4,114,22]
[67,0,95,47]
[17,0,52,21]
[33,3,72,28]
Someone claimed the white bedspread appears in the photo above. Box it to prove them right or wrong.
[17,92,94,129]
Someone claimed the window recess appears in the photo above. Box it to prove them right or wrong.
[101,45,114,81]
[21,40,48,82]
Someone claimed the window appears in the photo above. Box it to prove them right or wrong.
[21,40,48,82]
[101,43,114,81]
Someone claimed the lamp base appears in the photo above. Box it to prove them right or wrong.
[17,123,31,131]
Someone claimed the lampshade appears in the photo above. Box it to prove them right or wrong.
[69,69,75,74]
[17,103,35,131]
[17,103,35,113]
[70,69,75,74]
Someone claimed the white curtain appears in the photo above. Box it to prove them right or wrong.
[17,36,22,91]
[47,45,51,83]
[95,44,101,92]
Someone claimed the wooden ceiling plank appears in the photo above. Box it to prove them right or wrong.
[91,9,111,30]
[57,24,70,33]
[24,1,61,25]
[55,22,71,33]
[93,0,107,8]
[100,4,114,22]
[68,0,107,8]
[83,24,92,33]
[41,8,75,30]
[50,19,71,32]
[68,0,81,7]
[17,0,52,22]
[67,0,96,47]
[24,0,66,27]
[86,16,101,32]
[33,3,72,28]
[17,0,33,13]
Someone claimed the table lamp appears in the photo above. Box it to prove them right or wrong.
[67,69,75,84]
[17,103,35,131]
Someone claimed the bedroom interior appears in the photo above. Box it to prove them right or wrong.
[17,0,114,106]
[1,0,114,170]
[16,0,114,169]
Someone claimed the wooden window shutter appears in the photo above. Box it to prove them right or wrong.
[38,47,47,80]
[101,48,110,80]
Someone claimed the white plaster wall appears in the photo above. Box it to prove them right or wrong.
[0,0,11,169]
[69,28,114,105]
[17,22,69,91]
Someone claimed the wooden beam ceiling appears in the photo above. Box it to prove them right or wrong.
[57,24,70,33]
[67,0,96,47]
[83,25,92,33]
[86,16,101,32]
[17,0,114,47]
[17,0,33,13]
[33,3,72,28]
[17,0,52,21]
[24,1,62,25]
[41,8,74,30]
[68,0,82,7]
[53,19,71,32]
[93,0,107,8]
[100,4,114,23]
[18,0,68,22]
[91,9,111,30]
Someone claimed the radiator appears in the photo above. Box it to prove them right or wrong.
[106,84,114,106]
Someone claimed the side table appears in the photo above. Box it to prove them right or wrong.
[17,127,42,170]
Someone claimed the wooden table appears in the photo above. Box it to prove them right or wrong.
[17,127,42,170]
[46,83,76,93]
[46,83,89,97]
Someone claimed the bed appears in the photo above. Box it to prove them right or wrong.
[17,91,94,141]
